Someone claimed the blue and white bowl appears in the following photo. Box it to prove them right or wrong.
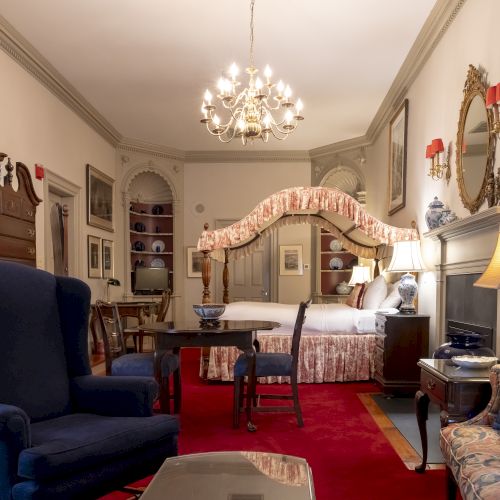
[193,304,226,320]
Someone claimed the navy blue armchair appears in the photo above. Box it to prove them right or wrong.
[0,262,179,500]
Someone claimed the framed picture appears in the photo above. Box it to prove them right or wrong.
[279,245,303,276]
[102,239,114,278]
[88,235,102,278]
[87,164,114,232]
[187,247,204,278]
[388,98,409,215]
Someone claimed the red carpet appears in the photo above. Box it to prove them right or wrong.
[102,348,445,499]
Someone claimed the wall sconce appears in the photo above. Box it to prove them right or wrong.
[426,138,450,183]
[486,84,500,135]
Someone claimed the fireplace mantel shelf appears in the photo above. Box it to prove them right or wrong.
[424,206,500,242]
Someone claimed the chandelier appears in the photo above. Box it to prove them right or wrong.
[200,0,304,145]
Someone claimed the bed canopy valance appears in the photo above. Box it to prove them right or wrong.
[197,186,418,303]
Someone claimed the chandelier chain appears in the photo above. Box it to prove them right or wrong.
[249,0,255,68]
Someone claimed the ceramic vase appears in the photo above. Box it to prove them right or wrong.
[425,197,444,230]
[433,332,495,359]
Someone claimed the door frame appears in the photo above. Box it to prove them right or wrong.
[43,170,81,277]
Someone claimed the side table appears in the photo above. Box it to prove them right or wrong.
[414,358,491,473]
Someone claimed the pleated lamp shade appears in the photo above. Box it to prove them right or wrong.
[474,233,500,289]
[387,240,426,273]
[348,265,371,285]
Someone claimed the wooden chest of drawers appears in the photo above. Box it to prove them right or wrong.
[374,312,430,395]
[0,158,41,266]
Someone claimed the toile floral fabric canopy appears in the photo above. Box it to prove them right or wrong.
[197,186,418,261]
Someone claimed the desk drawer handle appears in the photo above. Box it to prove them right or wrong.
[427,380,436,391]
[27,228,35,237]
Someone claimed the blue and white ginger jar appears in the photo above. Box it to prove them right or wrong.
[425,197,444,230]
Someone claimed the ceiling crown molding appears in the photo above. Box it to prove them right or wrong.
[366,0,466,142]
[118,137,185,162]
[0,15,122,146]
[184,150,310,163]
[309,136,370,160]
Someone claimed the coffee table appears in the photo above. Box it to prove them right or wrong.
[140,451,316,500]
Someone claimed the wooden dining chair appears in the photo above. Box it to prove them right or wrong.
[232,299,310,428]
[123,290,172,352]
[95,300,180,414]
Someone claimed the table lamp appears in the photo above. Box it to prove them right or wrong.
[386,240,426,314]
[105,278,121,302]
[474,232,500,288]
[348,265,371,285]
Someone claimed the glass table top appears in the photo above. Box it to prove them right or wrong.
[140,451,315,500]
[418,358,493,382]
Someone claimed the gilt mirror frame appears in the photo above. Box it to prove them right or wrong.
[456,65,496,214]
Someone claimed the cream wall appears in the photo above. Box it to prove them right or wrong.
[0,49,117,301]
[183,162,311,320]
[363,0,500,352]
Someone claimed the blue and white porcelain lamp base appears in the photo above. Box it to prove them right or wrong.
[398,272,418,314]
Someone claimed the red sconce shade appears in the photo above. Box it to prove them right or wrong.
[486,86,497,108]
[496,83,500,103]
[431,138,444,154]
[425,144,434,158]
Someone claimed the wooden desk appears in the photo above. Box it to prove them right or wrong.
[414,358,491,473]
[139,320,279,431]
[89,301,158,353]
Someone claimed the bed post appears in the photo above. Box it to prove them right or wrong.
[202,223,212,304]
[223,248,230,304]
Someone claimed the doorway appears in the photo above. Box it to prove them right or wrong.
[214,219,271,302]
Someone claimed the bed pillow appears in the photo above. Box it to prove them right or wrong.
[346,283,366,309]
[362,275,388,310]
[379,281,401,309]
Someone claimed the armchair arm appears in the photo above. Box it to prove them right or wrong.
[0,404,30,495]
[70,375,158,417]
[460,364,500,426]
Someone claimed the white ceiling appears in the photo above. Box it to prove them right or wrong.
[0,0,437,152]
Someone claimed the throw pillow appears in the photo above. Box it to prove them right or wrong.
[346,283,366,309]
[362,275,388,310]
[379,281,402,309]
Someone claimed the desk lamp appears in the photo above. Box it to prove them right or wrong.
[105,278,121,302]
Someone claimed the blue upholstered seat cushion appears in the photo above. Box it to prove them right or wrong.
[234,352,293,377]
[111,352,179,377]
[18,413,179,480]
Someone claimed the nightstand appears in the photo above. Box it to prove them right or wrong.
[374,313,430,395]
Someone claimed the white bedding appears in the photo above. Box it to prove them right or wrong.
[220,301,398,334]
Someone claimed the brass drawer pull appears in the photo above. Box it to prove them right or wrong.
[27,247,35,255]
[427,380,436,391]
[27,228,35,237]
[26,209,34,217]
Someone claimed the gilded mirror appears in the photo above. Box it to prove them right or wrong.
[456,65,496,214]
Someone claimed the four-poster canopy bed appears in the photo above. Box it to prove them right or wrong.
[196,186,419,383]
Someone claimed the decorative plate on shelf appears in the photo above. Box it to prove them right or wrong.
[151,258,166,268]
[152,240,165,252]
[152,205,164,215]
[451,356,497,369]
[329,240,343,252]
[134,222,146,232]
[329,257,343,270]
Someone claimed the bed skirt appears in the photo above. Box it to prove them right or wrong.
[200,333,376,383]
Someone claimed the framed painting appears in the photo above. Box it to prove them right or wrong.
[187,247,204,278]
[87,164,114,232]
[279,245,303,276]
[388,99,409,215]
[88,235,102,278]
[102,239,114,278]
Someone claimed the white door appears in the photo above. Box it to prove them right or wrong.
[214,219,271,302]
